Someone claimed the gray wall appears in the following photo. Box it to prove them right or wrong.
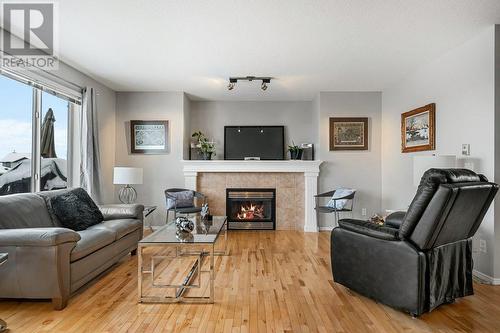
[115,92,188,226]
[316,92,383,226]
[189,101,316,159]
[381,26,496,278]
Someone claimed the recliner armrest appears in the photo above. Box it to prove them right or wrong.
[384,211,406,229]
[99,204,145,221]
[338,218,399,241]
[0,228,80,247]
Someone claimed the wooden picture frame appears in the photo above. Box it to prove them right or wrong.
[401,104,435,153]
[130,120,169,154]
[329,117,368,151]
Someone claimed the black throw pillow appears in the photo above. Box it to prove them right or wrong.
[49,188,104,231]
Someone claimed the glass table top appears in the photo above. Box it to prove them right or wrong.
[140,216,227,244]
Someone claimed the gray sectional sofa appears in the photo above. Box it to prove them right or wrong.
[0,189,144,309]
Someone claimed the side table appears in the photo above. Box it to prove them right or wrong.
[144,206,157,231]
[0,253,7,332]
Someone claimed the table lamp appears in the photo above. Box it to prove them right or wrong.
[413,155,456,186]
[113,167,143,204]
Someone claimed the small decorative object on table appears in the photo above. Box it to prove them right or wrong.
[201,203,211,220]
[192,130,216,160]
[369,214,385,226]
[175,216,194,240]
[288,141,303,160]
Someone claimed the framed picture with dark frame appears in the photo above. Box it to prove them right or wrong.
[401,103,435,153]
[329,117,369,151]
[130,120,169,154]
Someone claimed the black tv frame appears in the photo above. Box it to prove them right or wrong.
[224,125,285,160]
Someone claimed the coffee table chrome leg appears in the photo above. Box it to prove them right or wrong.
[138,245,143,302]
[210,244,215,303]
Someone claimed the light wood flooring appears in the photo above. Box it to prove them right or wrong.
[1,231,500,332]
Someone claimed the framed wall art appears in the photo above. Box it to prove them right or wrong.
[329,117,368,151]
[401,103,435,153]
[130,120,169,154]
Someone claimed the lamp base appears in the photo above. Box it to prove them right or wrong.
[119,185,137,204]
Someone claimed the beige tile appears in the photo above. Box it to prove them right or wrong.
[276,173,296,189]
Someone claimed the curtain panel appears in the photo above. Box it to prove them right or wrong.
[80,87,102,203]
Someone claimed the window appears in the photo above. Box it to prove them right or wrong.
[0,75,33,195]
[0,73,80,196]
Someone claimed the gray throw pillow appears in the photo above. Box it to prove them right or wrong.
[166,190,194,209]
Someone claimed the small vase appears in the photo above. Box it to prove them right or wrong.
[202,152,213,160]
[290,150,303,160]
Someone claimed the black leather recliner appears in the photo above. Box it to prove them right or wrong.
[331,169,498,316]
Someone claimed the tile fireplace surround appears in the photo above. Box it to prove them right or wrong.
[182,160,323,232]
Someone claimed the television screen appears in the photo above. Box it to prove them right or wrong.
[224,126,284,160]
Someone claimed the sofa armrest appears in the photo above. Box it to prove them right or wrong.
[0,228,80,247]
[384,211,406,229]
[338,218,399,240]
[99,204,145,221]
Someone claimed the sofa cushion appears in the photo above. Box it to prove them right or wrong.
[88,219,141,240]
[71,228,115,262]
[47,188,104,231]
[0,193,55,229]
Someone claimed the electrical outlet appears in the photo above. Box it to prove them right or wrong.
[479,239,487,253]
[361,208,367,216]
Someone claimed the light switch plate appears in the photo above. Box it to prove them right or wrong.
[462,144,470,156]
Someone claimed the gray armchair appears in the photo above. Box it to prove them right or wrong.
[164,188,206,223]
[315,189,356,227]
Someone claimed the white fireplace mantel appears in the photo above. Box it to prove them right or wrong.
[182,160,324,232]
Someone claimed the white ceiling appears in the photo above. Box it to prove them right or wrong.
[55,0,500,100]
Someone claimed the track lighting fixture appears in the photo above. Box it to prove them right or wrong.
[227,76,272,91]
[261,78,270,91]
[227,78,237,90]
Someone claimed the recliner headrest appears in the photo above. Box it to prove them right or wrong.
[418,168,483,186]
[400,168,485,239]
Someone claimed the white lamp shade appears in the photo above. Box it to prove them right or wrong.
[113,167,143,185]
[413,155,457,186]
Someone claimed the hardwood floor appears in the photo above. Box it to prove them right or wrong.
[1,230,500,332]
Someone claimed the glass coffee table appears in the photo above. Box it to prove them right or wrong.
[138,216,227,304]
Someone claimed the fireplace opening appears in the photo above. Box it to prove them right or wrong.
[226,188,276,230]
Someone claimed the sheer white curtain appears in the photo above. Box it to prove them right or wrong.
[80,87,102,202]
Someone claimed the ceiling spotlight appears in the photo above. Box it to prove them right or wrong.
[227,78,237,90]
[261,78,270,91]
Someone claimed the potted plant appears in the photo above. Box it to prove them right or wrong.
[288,142,303,160]
[192,131,216,160]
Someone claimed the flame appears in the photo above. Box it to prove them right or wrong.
[236,203,265,220]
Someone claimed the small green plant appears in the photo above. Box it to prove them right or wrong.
[287,141,303,160]
[192,131,216,159]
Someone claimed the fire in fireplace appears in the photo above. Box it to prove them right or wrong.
[226,188,276,230]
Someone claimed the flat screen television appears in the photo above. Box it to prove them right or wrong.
[224,126,285,160]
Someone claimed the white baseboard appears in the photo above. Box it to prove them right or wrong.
[319,226,335,231]
[473,269,500,285]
